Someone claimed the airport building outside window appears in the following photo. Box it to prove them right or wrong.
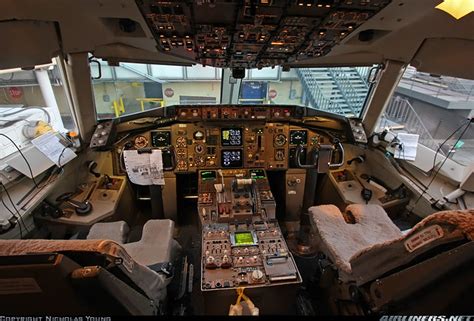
[377,66,474,167]
[0,58,76,161]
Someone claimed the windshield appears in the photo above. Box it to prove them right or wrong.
[90,60,375,119]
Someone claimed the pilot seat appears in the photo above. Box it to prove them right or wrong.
[309,204,474,315]
[0,219,180,315]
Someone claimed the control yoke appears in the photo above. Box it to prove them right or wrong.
[294,141,345,172]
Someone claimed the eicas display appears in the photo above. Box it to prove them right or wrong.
[221,128,243,146]
[221,150,243,168]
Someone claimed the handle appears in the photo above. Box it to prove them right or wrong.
[88,57,102,80]
[294,142,345,169]
[266,255,289,265]
[329,142,345,168]
[56,192,92,214]
[87,161,101,177]
[295,144,318,169]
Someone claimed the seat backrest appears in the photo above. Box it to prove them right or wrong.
[122,219,176,266]
[0,239,170,306]
[350,209,474,285]
[0,252,134,314]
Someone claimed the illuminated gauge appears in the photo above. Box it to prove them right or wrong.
[177,160,188,170]
[176,148,187,158]
[151,131,171,147]
[193,130,205,140]
[176,136,187,148]
[290,130,308,145]
[195,144,205,154]
[133,135,148,149]
[194,156,205,167]
[273,134,287,147]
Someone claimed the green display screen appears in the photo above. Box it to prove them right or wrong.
[200,171,216,181]
[234,232,255,246]
[250,169,266,179]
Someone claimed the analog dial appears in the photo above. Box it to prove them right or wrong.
[193,130,205,140]
[194,156,205,167]
[195,144,205,154]
[133,135,148,149]
[176,136,187,148]
[273,134,287,147]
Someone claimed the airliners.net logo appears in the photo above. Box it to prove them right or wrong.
[380,316,474,321]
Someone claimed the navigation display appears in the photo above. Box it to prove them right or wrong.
[221,149,243,168]
[221,128,242,146]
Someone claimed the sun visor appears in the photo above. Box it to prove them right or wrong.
[411,38,474,81]
[0,21,60,70]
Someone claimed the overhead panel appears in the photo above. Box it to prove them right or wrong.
[136,0,391,69]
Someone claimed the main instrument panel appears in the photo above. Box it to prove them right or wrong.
[109,105,365,174]
[115,122,332,174]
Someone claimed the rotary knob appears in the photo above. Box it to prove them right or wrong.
[251,270,264,281]
[221,255,232,269]
[205,256,217,269]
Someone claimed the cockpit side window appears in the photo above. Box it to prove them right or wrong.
[376,66,474,167]
[0,58,77,161]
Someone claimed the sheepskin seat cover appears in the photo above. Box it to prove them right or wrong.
[310,205,474,284]
[349,209,474,284]
[309,204,403,274]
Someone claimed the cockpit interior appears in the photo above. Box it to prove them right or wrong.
[0,0,473,317]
